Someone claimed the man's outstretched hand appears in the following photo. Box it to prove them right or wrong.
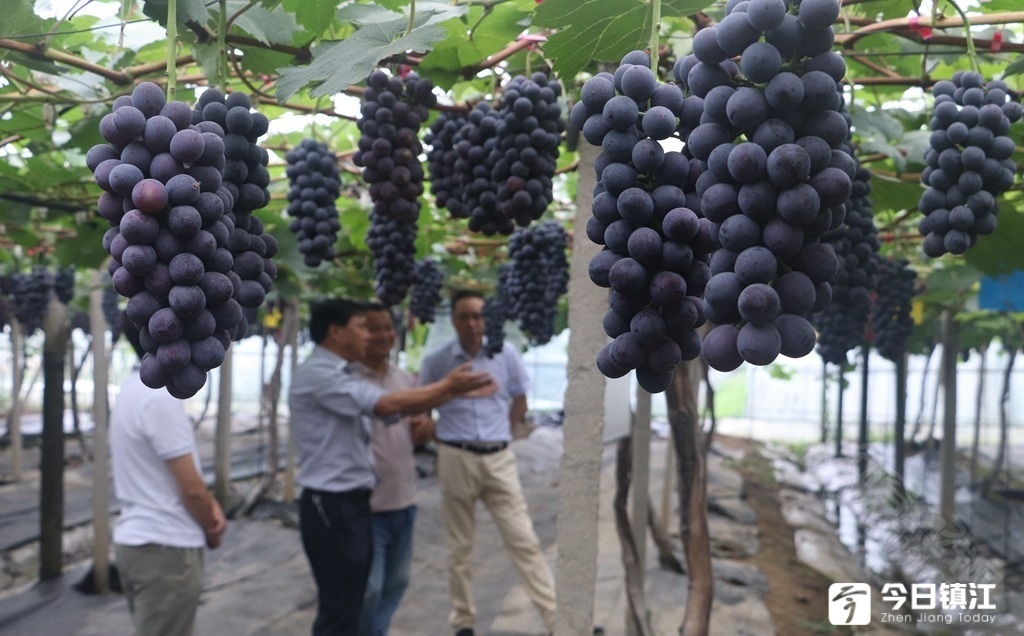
[444,362,496,396]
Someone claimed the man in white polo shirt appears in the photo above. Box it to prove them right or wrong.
[111,319,226,636]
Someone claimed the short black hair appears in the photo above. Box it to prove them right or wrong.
[308,298,366,344]
[450,289,484,310]
[362,301,388,314]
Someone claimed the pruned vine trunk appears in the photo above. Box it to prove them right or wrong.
[969,342,988,485]
[980,348,1015,498]
[40,295,69,581]
[665,359,711,636]
[614,436,654,636]
[910,343,935,442]
[6,320,25,482]
[68,335,92,461]
[238,298,298,516]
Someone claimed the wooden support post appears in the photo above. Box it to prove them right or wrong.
[89,270,110,592]
[939,310,958,533]
[215,346,233,506]
[554,140,606,636]
[626,387,651,636]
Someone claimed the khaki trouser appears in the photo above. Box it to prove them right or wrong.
[116,543,204,636]
[437,444,557,632]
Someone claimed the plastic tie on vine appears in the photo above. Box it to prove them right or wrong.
[991,31,1003,53]
[908,14,933,40]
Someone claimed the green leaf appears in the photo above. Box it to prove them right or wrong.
[1,0,56,39]
[965,210,1024,276]
[52,221,110,270]
[222,0,301,46]
[141,0,211,27]
[865,173,921,214]
[282,0,337,41]
[533,0,650,81]
[335,3,402,26]
[1002,55,1024,78]
[275,11,449,102]
[419,4,529,88]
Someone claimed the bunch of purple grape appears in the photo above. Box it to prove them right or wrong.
[574,50,714,393]
[9,266,53,334]
[192,89,277,330]
[409,258,444,323]
[667,0,849,371]
[87,81,245,398]
[917,71,1024,256]
[285,138,342,267]
[505,221,569,346]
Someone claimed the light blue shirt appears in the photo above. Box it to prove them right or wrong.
[418,339,528,443]
[289,345,386,492]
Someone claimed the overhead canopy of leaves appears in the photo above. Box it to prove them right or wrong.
[275,3,466,101]
[534,0,708,81]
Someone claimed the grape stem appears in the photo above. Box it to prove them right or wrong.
[217,0,228,92]
[944,0,980,73]
[166,0,177,101]
[406,0,416,37]
[648,0,661,74]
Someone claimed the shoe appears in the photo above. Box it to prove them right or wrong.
[454,629,474,636]
[547,628,604,636]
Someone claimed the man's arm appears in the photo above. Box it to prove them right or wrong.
[166,455,226,549]
[374,362,494,417]
[510,394,528,429]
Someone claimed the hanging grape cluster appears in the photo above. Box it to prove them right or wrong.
[356,70,434,223]
[88,81,249,398]
[573,50,713,393]
[918,71,1024,257]
[102,283,124,342]
[365,215,418,308]
[192,89,277,337]
[443,103,503,230]
[663,0,850,372]
[356,70,435,307]
[10,266,53,334]
[505,220,569,346]
[483,263,512,358]
[54,266,75,304]
[409,258,444,323]
[871,258,917,362]
[285,138,342,267]
[485,73,565,230]
[813,132,880,365]
[424,111,468,218]
[424,73,565,236]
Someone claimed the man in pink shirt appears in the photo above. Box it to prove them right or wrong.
[353,304,433,635]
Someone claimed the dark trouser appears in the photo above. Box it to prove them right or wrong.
[300,488,374,636]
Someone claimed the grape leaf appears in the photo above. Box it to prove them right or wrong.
[866,172,921,214]
[3,0,56,39]
[533,0,651,81]
[140,0,211,27]
[220,0,300,46]
[534,0,708,81]
[966,210,1024,276]
[282,0,337,41]
[419,3,529,88]
[1002,55,1024,77]
[275,11,449,102]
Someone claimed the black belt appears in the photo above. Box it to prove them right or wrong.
[301,487,372,499]
[439,440,509,455]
